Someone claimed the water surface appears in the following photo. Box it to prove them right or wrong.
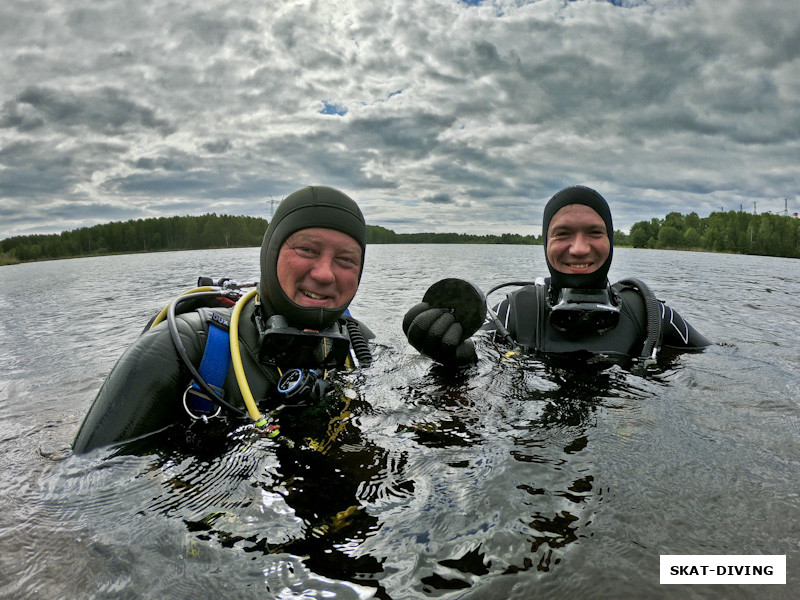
[1,245,798,599]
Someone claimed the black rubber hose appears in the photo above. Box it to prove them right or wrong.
[618,278,662,361]
[166,292,247,417]
[485,281,536,346]
[344,318,372,368]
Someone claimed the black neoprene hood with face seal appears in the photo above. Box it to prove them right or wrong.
[259,186,366,329]
[542,185,614,292]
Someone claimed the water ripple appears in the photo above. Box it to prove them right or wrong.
[3,248,800,599]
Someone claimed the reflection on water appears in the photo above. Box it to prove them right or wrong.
[2,246,800,599]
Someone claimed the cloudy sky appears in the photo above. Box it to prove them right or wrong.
[1,0,798,240]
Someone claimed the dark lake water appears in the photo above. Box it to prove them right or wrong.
[1,245,798,599]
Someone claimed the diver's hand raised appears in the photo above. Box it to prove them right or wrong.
[403,302,477,365]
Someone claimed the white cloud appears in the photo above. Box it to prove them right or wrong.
[1,0,799,239]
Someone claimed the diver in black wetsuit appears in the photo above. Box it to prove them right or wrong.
[403,185,710,367]
[73,186,374,453]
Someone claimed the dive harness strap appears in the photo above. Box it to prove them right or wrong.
[183,312,230,419]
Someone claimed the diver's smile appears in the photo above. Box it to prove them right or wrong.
[564,262,594,272]
[302,290,328,300]
[298,288,333,306]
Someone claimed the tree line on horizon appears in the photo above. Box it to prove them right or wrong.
[0,214,555,264]
[628,209,800,257]
[1,209,798,265]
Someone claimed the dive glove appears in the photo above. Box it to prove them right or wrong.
[403,302,477,365]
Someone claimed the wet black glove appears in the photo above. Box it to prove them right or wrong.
[402,302,477,365]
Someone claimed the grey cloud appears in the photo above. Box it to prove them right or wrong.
[349,113,458,157]
[1,0,799,240]
[49,201,140,223]
[111,172,213,196]
[131,150,198,173]
[202,139,233,154]
[0,142,77,197]
[2,86,174,136]
[423,193,455,205]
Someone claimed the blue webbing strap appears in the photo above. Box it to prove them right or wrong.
[186,314,231,415]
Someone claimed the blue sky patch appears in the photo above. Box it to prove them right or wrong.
[320,101,347,116]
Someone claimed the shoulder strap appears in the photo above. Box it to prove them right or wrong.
[184,312,231,416]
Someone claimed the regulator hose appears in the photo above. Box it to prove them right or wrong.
[149,286,215,330]
[344,318,372,368]
[483,278,664,374]
[618,278,663,367]
[166,292,246,417]
[229,289,269,427]
[485,281,537,346]
[164,285,363,427]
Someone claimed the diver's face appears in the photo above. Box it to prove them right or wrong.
[546,204,610,275]
[277,228,362,309]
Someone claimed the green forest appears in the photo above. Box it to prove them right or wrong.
[1,209,799,265]
[627,210,800,257]
[0,213,553,264]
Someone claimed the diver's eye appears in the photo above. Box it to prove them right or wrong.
[294,245,318,258]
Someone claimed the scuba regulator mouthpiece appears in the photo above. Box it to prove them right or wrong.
[548,287,621,335]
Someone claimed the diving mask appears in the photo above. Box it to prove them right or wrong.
[256,313,351,369]
[548,287,620,335]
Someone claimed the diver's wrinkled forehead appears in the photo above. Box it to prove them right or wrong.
[280,228,363,261]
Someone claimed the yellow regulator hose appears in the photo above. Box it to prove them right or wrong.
[229,288,268,427]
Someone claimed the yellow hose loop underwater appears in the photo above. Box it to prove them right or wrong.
[149,286,215,329]
[229,288,268,427]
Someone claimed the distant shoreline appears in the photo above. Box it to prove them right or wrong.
[3,209,799,264]
[4,242,793,268]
